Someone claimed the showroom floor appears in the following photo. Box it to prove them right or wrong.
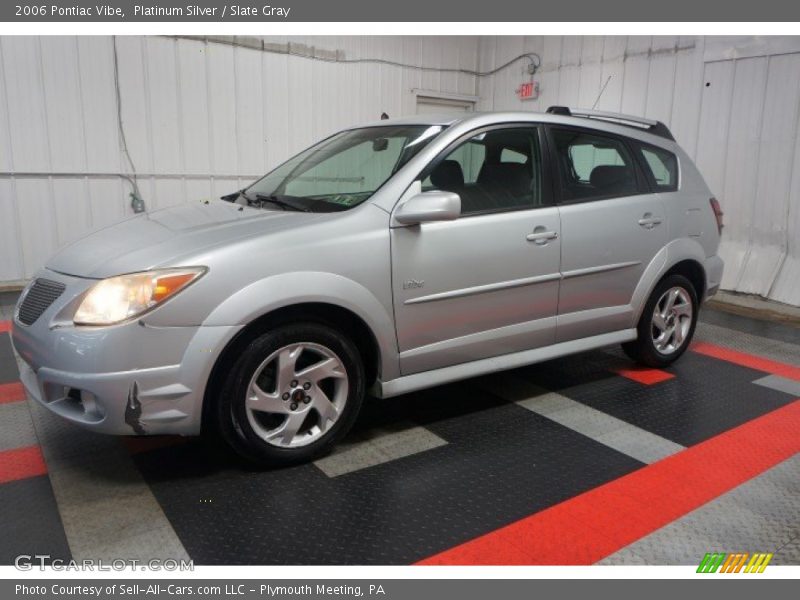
[1,291,798,566]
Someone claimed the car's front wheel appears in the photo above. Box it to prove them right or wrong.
[622,273,698,368]
[217,323,365,465]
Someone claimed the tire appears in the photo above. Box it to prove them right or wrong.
[622,274,698,368]
[216,322,365,466]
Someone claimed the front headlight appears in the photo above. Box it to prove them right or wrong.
[73,267,207,326]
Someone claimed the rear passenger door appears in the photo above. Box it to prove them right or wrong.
[548,127,667,342]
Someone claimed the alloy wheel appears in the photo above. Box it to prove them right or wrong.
[651,286,693,355]
[244,342,349,448]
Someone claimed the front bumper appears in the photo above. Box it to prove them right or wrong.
[11,269,241,436]
[17,358,192,435]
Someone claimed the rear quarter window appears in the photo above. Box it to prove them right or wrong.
[637,143,679,192]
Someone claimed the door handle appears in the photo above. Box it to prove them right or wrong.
[526,228,559,245]
[638,213,663,229]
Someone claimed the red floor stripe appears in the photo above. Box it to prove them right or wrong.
[0,445,48,484]
[614,367,675,385]
[0,320,10,333]
[692,341,800,382]
[0,382,25,404]
[417,399,800,565]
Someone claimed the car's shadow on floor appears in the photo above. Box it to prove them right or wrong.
[125,348,631,482]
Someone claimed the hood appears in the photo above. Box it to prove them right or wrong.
[47,201,328,278]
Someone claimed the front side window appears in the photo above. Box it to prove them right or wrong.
[638,144,679,191]
[422,127,544,215]
[551,128,640,202]
[245,125,444,212]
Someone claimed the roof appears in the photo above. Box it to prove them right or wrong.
[360,110,679,149]
[359,113,465,127]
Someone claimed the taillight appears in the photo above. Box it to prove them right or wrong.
[709,197,723,234]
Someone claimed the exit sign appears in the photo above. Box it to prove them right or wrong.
[517,81,539,101]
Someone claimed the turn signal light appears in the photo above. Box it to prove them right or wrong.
[153,273,198,303]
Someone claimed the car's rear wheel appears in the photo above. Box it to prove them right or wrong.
[622,274,698,368]
[217,323,365,465]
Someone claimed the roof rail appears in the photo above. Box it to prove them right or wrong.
[545,106,675,141]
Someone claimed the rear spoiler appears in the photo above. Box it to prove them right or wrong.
[546,106,675,141]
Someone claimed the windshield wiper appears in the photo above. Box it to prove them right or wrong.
[254,193,310,212]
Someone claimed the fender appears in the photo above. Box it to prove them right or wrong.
[629,237,709,326]
[202,271,401,381]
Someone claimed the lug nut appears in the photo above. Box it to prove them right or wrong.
[303,382,311,390]
[290,402,298,411]
[290,380,298,387]
[303,395,311,404]
[282,392,290,401]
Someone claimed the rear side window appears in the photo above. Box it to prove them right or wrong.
[637,144,679,191]
[551,128,641,202]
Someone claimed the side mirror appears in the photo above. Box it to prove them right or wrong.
[394,190,461,225]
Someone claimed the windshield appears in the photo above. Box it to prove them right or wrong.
[243,125,445,212]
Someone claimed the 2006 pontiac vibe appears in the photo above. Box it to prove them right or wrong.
[12,108,724,465]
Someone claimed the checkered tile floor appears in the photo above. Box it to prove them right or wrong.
[1,290,798,565]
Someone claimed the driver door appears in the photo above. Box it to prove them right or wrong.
[391,126,562,375]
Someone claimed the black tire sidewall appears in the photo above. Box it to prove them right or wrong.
[217,323,365,465]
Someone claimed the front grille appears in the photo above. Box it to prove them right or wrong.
[17,278,66,325]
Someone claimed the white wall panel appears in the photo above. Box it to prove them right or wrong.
[669,36,704,157]
[87,178,127,229]
[115,37,153,174]
[716,58,767,292]
[644,40,677,123]
[537,37,562,111]
[184,178,212,205]
[151,178,186,211]
[0,48,13,174]
[52,177,91,246]
[234,46,266,175]
[0,179,22,281]
[1,38,50,172]
[77,37,121,174]
[620,37,651,118]
[557,36,582,106]
[176,39,211,175]
[39,37,86,173]
[14,178,57,275]
[695,60,735,201]
[0,35,480,283]
[262,42,291,168]
[576,37,604,110]
[596,37,626,113]
[206,42,238,175]
[210,177,240,201]
[145,37,183,175]
[738,54,800,297]
[770,126,800,304]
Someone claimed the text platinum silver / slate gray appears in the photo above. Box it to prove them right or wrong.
[11,107,724,465]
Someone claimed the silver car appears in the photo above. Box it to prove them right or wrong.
[12,108,724,464]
